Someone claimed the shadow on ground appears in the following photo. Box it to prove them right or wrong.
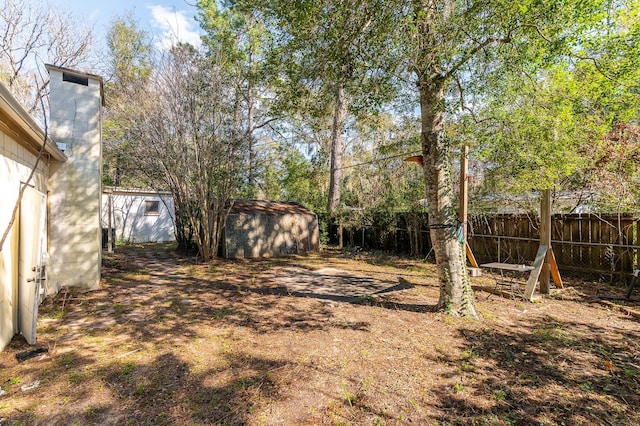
[2,244,639,425]
[428,317,640,425]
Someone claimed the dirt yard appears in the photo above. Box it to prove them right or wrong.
[1,244,639,425]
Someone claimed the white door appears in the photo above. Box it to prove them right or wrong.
[18,187,46,345]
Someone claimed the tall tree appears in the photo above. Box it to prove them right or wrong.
[103,12,152,187]
[106,12,152,90]
[477,68,598,197]
[125,45,245,260]
[474,1,640,206]
[403,0,615,317]
[245,0,400,213]
[197,0,272,198]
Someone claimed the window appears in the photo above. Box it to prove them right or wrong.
[144,200,160,216]
[62,72,89,86]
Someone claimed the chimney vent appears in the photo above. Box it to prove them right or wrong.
[62,72,88,86]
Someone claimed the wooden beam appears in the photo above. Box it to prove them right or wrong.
[458,145,480,268]
[540,189,552,294]
[524,245,548,301]
[465,241,479,268]
[459,145,469,242]
[549,248,563,288]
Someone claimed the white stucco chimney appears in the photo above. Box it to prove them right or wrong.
[46,65,104,291]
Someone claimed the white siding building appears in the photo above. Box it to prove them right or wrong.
[102,188,176,244]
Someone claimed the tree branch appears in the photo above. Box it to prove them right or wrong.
[252,116,280,131]
[444,31,513,80]
[572,54,618,82]
[452,73,498,124]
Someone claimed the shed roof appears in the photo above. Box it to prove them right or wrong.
[229,200,316,216]
[103,186,173,196]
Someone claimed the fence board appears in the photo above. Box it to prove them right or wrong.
[467,214,640,279]
[323,213,640,279]
[623,217,635,272]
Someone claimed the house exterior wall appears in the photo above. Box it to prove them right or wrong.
[225,213,319,258]
[0,66,101,351]
[101,190,176,243]
[47,67,103,291]
[0,130,50,349]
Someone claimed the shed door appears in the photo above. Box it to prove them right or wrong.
[18,187,46,345]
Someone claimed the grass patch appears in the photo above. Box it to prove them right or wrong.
[109,361,138,378]
[492,389,507,401]
[68,371,86,385]
[460,349,478,372]
[533,322,569,345]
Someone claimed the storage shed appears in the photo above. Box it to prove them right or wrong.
[224,200,320,258]
[102,187,176,244]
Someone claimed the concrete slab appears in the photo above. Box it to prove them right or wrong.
[275,267,412,302]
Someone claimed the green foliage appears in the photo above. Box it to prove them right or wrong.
[102,12,153,187]
[470,1,640,201]
[250,0,400,97]
[197,1,277,197]
[260,146,327,211]
[477,68,597,193]
[583,123,640,213]
[280,149,325,210]
[262,162,283,201]
[197,0,269,85]
[106,12,151,90]
[238,0,404,214]
[100,0,640,249]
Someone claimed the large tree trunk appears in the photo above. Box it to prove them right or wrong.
[419,78,478,318]
[327,81,346,213]
[247,49,256,194]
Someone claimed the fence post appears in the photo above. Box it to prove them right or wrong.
[540,189,552,294]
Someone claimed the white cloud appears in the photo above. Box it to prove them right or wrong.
[148,5,202,50]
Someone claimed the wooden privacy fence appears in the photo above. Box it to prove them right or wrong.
[322,212,640,280]
[467,213,640,280]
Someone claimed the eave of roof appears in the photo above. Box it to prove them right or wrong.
[0,80,67,162]
[103,186,173,196]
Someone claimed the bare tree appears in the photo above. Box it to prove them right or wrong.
[122,45,246,260]
[0,0,94,115]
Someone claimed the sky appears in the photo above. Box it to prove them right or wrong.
[47,0,203,50]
